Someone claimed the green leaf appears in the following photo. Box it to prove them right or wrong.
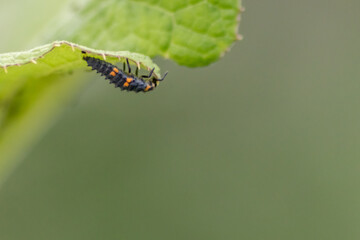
[0,40,162,186]
[48,0,243,67]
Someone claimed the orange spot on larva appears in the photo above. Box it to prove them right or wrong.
[144,85,151,91]
[123,82,129,87]
[113,68,119,73]
[110,71,116,77]
[126,78,132,83]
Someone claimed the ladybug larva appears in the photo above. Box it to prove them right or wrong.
[82,53,168,93]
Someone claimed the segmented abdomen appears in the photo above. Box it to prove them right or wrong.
[83,56,155,93]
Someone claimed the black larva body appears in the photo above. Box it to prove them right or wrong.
[83,56,157,93]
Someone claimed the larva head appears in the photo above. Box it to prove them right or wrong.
[152,71,168,86]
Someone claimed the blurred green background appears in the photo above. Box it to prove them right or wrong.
[1,0,360,239]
